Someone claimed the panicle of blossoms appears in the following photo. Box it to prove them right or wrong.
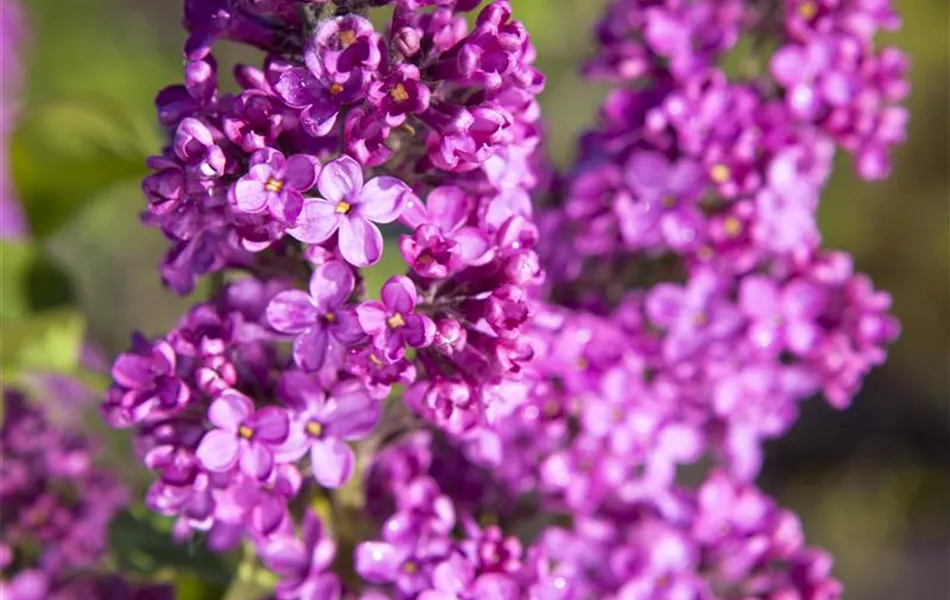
[0,0,28,239]
[108,0,552,593]
[0,389,172,600]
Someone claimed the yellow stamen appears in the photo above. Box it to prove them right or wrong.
[544,401,560,417]
[694,312,708,326]
[369,353,384,367]
[662,195,677,209]
[325,311,337,323]
[387,313,406,329]
[305,420,323,438]
[264,177,284,193]
[612,408,625,423]
[723,216,742,238]
[709,164,731,184]
[338,30,357,47]
[798,1,818,20]
[389,83,410,103]
[577,357,589,371]
[238,425,254,439]
[335,201,352,214]
[697,246,714,261]
[329,83,344,95]
[402,561,418,574]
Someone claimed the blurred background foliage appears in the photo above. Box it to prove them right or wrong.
[4,0,948,598]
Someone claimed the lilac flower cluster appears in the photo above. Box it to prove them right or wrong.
[103,0,907,597]
[0,389,171,600]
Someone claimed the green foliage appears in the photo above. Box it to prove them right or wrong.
[109,510,234,591]
[0,308,86,385]
[0,241,34,319]
[10,100,149,240]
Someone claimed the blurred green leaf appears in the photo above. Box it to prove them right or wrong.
[0,308,86,384]
[10,99,149,240]
[175,573,230,600]
[25,250,78,311]
[109,511,234,589]
[0,241,34,319]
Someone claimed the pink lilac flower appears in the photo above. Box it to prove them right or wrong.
[288,155,413,267]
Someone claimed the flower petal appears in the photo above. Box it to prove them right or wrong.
[208,391,253,431]
[247,406,290,443]
[293,326,330,372]
[338,216,383,267]
[300,101,339,138]
[310,438,355,488]
[324,381,380,439]
[267,290,318,333]
[240,442,275,479]
[380,275,417,314]
[359,176,410,223]
[287,199,342,244]
[451,227,492,265]
[195,429,240,472]
[355,541,403,583]
[233,178,270,213]
[402,314,435,348]
[261,536,309,576]
[285,154,321,191]
[355,302,389,336]
[310,260,355,313]
[318,155,363,204]
[426,185,469,232]
[328,307,365,346]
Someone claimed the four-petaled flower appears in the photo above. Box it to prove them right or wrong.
[739,275,828,357]
[288,155,413,267]
[196,390,290,479]
[266,260,364,371]
[276,373,381,488]
[232,148,320,225]
[356,276,436,360]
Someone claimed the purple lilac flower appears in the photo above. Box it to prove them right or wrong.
[195,389,290,479]
[356,275,436,360]
[277,373,380,488]
[266,259,364,371]
[288,156,412,267]
[231,148,320,224]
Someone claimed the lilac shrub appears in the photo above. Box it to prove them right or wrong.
[100,0,907,598]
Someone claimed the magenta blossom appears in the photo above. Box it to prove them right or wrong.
[277,374,381,488]
[266,260,364,371]
[231,148,320,224]
[357,276,436,360]
[195,390,290,479]
[288,155,412,267]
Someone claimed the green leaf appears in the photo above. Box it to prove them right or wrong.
[0,241,34,319]
[10,99,149,240]
[25,251,78,311]
[0,308,86,384]
[108,511,234,589]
